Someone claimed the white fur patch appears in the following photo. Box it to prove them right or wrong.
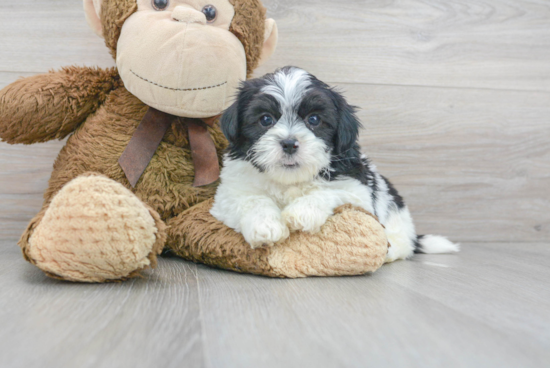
[384,207,417,263]
[210,158,376,246]
[251,120,331,185]
[261,68,312,114]
[418,235,460,254]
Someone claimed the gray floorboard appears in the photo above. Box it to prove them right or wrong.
[1,241,548,368]
[0,243,204,368]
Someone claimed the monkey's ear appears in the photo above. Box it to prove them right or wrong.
[83,0,103,37]
[257,19,278,67]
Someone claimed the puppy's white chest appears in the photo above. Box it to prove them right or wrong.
[281,186,306,204]
[269,182,318,208]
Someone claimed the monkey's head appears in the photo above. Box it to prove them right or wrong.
[84,0,278,118]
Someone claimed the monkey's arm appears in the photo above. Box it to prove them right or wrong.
[0,66,121,144]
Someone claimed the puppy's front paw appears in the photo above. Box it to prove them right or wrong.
[242,218,290,249]
[282,204,331,233]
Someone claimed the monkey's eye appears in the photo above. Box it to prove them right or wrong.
[259,115,275,127]
[152,0,169,11]
[202,5,217,23]
[307,115,321,127]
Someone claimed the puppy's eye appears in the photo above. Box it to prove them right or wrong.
[259,115,275,127]
[307,115,321,127]
[202,5,217,22]
[152,0,169,11]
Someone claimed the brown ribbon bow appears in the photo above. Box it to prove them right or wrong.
[118,107,220,188]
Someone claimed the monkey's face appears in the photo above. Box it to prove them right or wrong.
[116,0,247,118]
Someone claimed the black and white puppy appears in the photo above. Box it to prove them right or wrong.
[211,67,459,262]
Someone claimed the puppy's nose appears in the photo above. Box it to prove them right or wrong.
[172,6,207,25]
[281,139,299,155]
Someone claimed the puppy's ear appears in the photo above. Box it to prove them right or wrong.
[220,101,240,143]
[332,90,362,155]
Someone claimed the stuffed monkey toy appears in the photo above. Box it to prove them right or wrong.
[0,0,388,282]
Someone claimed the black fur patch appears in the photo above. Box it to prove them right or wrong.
[383,176,406,209]
[414,235,426,253]
[221,76,276,163]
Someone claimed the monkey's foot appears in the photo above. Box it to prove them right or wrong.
[25,174,166,282]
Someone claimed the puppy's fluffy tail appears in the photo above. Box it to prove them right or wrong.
[414,235,460,254]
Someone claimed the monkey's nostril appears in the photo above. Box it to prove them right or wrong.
[281,139,299,155]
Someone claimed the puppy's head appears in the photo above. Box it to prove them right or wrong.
[221,66,362,185]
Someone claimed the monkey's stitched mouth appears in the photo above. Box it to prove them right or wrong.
[131,70,227,92]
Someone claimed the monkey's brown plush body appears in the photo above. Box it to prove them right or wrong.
[0,0,388,282]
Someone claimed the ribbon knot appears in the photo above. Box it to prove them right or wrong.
[118,107,221,188]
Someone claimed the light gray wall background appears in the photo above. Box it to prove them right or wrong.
[1,0,549,243]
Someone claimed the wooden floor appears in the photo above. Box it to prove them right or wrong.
[1,1,549,367]
[1,241,549,368]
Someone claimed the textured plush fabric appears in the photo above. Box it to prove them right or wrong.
[167,200,388,278]
[99,0,266,77]
[228,0,267,77]
[100,0,138,58]
[10,76,226,282]
[267,205,389,277]
[25,174,166,283]
[167,198,274,275]
[40,86,226,219]
[0,67,121,144]
[84,0,103,36]
[0,0,388,282]
[116,2,247,118]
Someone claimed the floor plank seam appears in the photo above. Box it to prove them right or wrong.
[4,69,549,95]
[193,264,209,368]
[333,81,550,94]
